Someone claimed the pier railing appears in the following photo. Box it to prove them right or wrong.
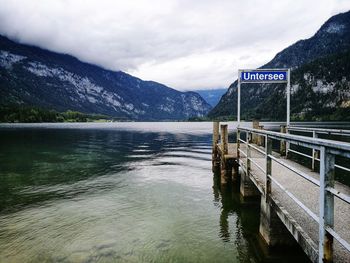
[237,127,350,263]
[287,126,350,172]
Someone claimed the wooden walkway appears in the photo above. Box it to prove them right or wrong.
[237,142,350,262]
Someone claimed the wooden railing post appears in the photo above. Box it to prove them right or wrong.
[212,121,220,172]
[280,125,287,156]
[265,136,272,202]
[319,147,334,263]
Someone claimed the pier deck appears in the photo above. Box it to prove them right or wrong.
[238,143,350,262]
[212,123,350,263]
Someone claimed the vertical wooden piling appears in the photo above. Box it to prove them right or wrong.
[252,120,259,144]
[221,124,228,156]
[280,125,287,156]
[257,125,265,146]
[212,122,220,172]
[252,120,264,146]
[220,124,229,184]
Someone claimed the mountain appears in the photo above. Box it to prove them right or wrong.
[0,35,211,121]
[209,11,350,121]
[193,89,227,107]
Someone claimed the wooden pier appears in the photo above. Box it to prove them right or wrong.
[212,122,350,263]
[212,123,238,185]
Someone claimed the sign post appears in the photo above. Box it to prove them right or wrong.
[237,69,290,127]
[237,75,241,124]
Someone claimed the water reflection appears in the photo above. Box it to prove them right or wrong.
[0,128,211,213]
[0,123,311,262]
[212,171,263,262]
[212,165,311,263]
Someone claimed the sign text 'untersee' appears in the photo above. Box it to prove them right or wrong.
[240,70,288,83]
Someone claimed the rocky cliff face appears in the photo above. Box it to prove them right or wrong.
[209,11,350,121]
[0,35,211,120]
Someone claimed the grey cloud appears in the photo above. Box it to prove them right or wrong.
[0,0,349,90]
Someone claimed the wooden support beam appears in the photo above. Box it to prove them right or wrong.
[280,125,287,156]
[257,125,265,146]
[221,124,228,155]
[220,124,229,184]
[252,120,259,144]
[212,122,220,172]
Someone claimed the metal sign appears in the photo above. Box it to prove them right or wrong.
[237,68,291,126]
[240,69,288,83]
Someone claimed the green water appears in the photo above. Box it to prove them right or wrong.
[0,122,309,262]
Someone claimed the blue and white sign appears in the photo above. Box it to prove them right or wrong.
[240,70,288,83]
[237,68,291,126]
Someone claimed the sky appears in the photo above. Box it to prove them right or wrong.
[0,0,349,91]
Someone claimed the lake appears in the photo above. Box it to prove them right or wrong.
[0,122,317,262]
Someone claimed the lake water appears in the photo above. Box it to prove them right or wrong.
[0,122,316,262]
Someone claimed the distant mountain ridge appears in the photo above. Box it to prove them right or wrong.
[209,11,350,121]
[0,35,211,121]
[263,11,350,69]
[193,89,227,107]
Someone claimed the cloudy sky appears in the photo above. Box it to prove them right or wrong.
[0,0,349,91]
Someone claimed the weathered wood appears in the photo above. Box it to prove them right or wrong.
[280,125,287,156]
[220,124,228,155]
[257,125,265,146]
[312,131,319,171]
[252,120,259,144]
[213,122,219,148]
[217,143,237,159]
[211,122,238,185]
[212,122,220,172]
[220,125,229,184]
